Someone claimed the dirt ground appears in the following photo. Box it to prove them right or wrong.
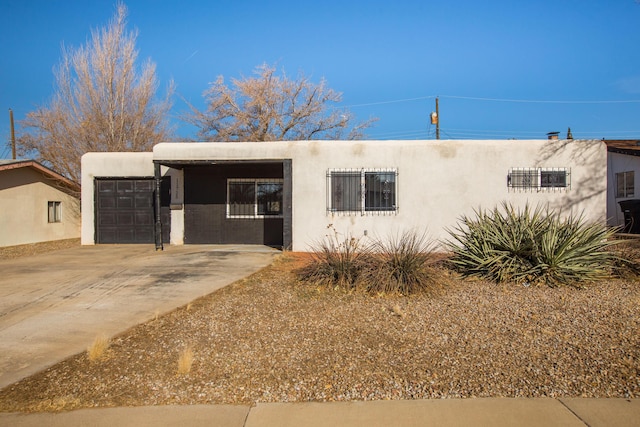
[0,239,80,260]
[0,251,638,413]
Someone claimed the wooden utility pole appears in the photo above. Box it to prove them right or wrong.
[435,97,440,140]
[430,97,440,140]
[9,108,16,159]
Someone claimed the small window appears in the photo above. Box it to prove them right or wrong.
[48,201,61,223]
[508,168,569,191]
[616,171,634,198]
[508,169,538,189]
[328,169,397,214]
[227,179,283,218]
[541,170,567,188]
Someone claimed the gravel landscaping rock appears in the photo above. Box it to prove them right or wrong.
[0,254,638,412]
[0,239,80,260]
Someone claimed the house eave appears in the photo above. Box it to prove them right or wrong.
[153,159,286,169]
[0,160,80,195]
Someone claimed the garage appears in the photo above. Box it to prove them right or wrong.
[95,178,170,244]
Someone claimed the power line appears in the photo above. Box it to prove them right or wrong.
[0,138,11,159]
[343,96,435,108]
[440,95,640,104]
[367,126,640,140]
[345,94,640,109]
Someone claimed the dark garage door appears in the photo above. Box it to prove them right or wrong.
[95,179,169,244]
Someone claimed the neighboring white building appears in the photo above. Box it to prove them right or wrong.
[605,140,640,231]
[81,139,608,251]
[1,160,80,247]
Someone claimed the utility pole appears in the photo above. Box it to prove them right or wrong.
[435,97,440,140]
[9,108,16,159]
[430,97,440,140]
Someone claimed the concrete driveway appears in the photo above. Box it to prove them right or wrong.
[0,244,279,389]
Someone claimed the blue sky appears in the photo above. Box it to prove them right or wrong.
[1,0,640,157]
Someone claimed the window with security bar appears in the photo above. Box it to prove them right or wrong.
[508,168,570,191]
[327,169,397,214]
[227,179,283,218]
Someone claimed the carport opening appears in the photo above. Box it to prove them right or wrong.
[154,159,292,250]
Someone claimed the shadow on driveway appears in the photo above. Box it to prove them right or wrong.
[0,244,279,389]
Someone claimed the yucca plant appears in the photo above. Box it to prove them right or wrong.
[359,230,441,295]
[447,203,619,287]
[297,225,365,289]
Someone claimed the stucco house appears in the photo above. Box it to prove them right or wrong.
[81,138,607,251]
[605,139,640,232]
[1,160,80,247]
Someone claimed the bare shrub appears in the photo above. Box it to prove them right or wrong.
[359,230,443,295]
[298,228,446,295]
[610,237,640,279]
[297,226,366,290]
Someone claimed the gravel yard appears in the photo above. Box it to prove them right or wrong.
[0,239,79,260]
[0,253,638,412]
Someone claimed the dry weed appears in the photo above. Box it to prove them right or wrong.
[87,334,110,362]
[391,304,406,318]
[177,346,194,375]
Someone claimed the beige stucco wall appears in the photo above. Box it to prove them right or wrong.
[0,167,80,247]
[153,139,607,251]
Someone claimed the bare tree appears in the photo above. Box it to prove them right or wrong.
[188,64,376,142]
[18,3,173,182]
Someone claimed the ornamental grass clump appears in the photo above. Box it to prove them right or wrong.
[359,230,442,295]
[87,334,110,362]
[447,203,619,287]
[297,226,365,289]
[609,238,640,279]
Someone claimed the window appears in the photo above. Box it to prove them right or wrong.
[541,170,567,188]
[328,169,397,214]
[616,171,634,198]
[227,179,283,218]
[508,169,538,189]
[365,171,396,211]
[508,168,569,191]
[330,171,361,212]
[48,201,61,223]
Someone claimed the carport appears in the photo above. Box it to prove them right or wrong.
[152,159,292,251]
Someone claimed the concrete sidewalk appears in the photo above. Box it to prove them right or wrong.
[1,398,638,426]
[0,244,279,389]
